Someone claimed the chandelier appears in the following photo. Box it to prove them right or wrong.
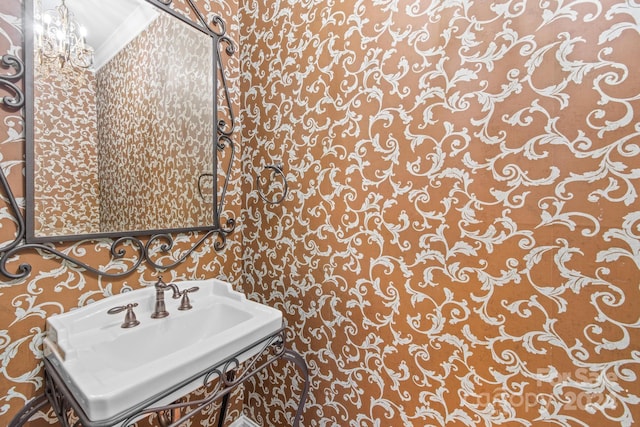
[34,0,94,76]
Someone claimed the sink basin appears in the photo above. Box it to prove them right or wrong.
[43,279,282,423]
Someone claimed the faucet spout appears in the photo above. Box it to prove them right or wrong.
[165,283,181,299]
[151,276,180,318]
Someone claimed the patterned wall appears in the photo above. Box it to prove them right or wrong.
[96,12,214,233]
[33,65,101,236]
[3,0,639,426]
[0,0,243,425]
[240,0,640,426]
[32,11,215,237]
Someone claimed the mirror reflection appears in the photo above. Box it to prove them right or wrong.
[31,0,214,238]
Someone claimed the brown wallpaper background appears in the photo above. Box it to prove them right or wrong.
[33,64,100,236]
[0,0,243,426]
[1,0,640,426]
[96,12,214,233]
[239,0,640,426]
[32,10,215,237]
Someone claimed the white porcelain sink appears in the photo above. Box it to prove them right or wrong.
[43,278,282,422]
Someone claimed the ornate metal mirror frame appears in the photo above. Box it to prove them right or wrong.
[0,0,236,279]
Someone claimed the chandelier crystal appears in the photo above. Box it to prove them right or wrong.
[34,0,94,77]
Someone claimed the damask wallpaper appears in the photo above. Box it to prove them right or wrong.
[33,65,101,236]
[32,10,215,237]
[239,0,640,426]
[96,12,214,233]
[1,0,639,427]
[0,0,244,426]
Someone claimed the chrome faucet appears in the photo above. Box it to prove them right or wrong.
[151,276,181,318]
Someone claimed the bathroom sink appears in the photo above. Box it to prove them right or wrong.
[43,279,282,423]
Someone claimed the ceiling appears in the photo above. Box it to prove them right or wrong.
[39,0,159,70]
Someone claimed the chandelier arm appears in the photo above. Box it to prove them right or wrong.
[34,0,94,74]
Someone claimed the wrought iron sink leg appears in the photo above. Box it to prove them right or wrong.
[217,370,236,427]
[283,349,309,427]
[24,329,307,427]
[156,398,183,427]
[157,409,171,427]
[7,394,48,427]
[157,407,175,427]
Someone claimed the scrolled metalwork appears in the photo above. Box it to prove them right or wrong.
[23,325,308,427]
[0,164,25,255]
[213,218,236,251]
[7,394,48,427]
[44,369,79,427]
[0,0,238,279]
[216,37,236,138]
[116,327,307,427]
[0,237,146,280]
[145,232,213,270]
[217,134,236,215]
[208,15,227,38]
[0,54,25,258]
[0,54,25,109]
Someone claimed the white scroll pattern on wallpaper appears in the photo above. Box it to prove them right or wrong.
[0,0,243,425]
[241,0,640,426]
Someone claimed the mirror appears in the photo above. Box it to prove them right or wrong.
[25,0,221,242]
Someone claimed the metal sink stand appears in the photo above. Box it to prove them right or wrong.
[9,325,308,427]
